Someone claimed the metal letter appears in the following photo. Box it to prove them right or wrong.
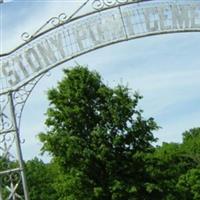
[13,55,29,78]
[25,48,42,73]
[74,25,87,51]
[87,23,102,46]
[158,6,171,31]
[172,5,189,29]
[2,61,20,86]
[95,22,106,42]
[102,13,125,40]
[37,40,57,66]
[49,33,66,59]
[144,7,159,32]
[190,5,200,28]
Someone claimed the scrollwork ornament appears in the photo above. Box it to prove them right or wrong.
[104,0,116,7]
[0,133,16,159]
[1,159,9,170]
[49,17,60,27]
[59,13,68,23]
[21,32,31,42]
[2,172,22,196]
[0,113,13,132]
[92,0,129,10]
[2,174,11,185]
[21,16,61,42]
[0,96,13,132]
[11,74,45,129]
[48,13,68,27]
[10,171,21,183]
[92,0,104,10]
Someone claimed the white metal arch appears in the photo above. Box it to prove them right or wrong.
[0,0,200,94]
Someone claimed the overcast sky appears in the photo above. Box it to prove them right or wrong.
[1,0,200,162]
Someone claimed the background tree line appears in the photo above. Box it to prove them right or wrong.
[1,66,200,200]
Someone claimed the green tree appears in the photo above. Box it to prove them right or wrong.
[25,158,58,200]
[181,128,200,165]
[175,128,200,199]
[143,128,200,200]
[39,66,158,200]
[177,168,200,200]
[144,142,196,200]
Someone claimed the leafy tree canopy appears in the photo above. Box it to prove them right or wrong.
[39,66,158,199]
[25,158,58,200]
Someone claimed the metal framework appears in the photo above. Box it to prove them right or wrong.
[0,0,200,199]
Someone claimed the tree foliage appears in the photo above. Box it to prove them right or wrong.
[39,66,158,199]
[25,158,58,200]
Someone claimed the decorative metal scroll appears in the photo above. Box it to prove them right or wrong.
[0,0,200,199]
[21,0,90,42]
[21,13,69,42]
[0,74,44,199]
[92,0,140,10]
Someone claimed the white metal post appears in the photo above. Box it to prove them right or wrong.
[8,92,29,200]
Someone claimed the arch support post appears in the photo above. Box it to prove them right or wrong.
[0,74,43,199]
[8,92,29,200]
[0,91,29,200]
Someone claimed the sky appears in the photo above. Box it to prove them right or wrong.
[1,0,200,162]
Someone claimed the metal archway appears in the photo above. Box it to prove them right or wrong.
[0,0,200,199]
